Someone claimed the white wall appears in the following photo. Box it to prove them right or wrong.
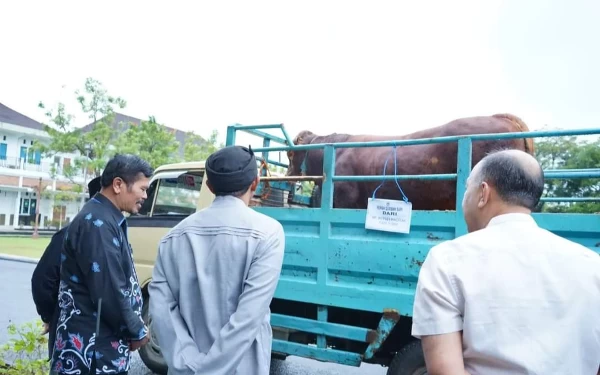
[0,188,85,229]
[0,127,85,183]
[0,190,17,226]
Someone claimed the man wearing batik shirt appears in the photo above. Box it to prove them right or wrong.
[51,154,153,375]
[31,176,102,360]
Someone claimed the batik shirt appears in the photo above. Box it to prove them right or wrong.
[51,193,148,374]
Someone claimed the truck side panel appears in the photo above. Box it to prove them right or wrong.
[256,207,600,316]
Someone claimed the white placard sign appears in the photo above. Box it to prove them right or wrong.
[365,198,412,234]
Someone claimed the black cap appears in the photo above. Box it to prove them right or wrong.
[206,145,257,193]
[88,176,101,197]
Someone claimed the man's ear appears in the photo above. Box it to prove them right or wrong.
[250,175,260,192]
[477,181,491,208]
[112,177,124,195]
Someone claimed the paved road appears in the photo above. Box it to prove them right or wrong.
[0,259,387,375]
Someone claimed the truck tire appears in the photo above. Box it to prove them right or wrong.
[386,340,428,375]
[260,187,285,207]
[138,298,168,375]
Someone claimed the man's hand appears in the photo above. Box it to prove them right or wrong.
[41,322,49,335]
[129,329,150,352]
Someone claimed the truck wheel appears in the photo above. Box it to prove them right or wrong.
[138,298,168,375]
[261,187,285,207]
[386,340,428,375]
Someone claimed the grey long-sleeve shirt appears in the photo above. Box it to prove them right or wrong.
[148,195,285,375]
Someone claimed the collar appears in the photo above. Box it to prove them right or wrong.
[486,212,537,228]
[211,195,249,209]
[90,192,127,226]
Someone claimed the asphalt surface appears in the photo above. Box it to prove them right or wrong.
[0,259,387,375]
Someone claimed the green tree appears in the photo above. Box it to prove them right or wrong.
[535,131,600,213]
[36,77,125,180]
[113,116,180,168]
[184,129,222,161]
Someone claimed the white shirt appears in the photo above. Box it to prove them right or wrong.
[412,213,600,375]
[148,195,285,375]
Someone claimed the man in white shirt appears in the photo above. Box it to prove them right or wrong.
[148,145,285,375]
[412,149,600,375]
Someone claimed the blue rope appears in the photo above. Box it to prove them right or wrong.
[371,145,409,202]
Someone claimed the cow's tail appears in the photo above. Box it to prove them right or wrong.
[492,113,535,155]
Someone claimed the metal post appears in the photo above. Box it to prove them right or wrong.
[226,126,237,146]
[33,177,42,239]
[455,138,472,237]
[320,145,335,209]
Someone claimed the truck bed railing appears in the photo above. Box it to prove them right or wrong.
[229,124,600,206]
[224,123,600,367]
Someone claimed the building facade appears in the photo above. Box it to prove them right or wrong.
[0,103,204,230]
[0,103,86,230]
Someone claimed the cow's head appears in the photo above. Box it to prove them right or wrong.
[286,130,315,176]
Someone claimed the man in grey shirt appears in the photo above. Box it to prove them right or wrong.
[149,145,285,375]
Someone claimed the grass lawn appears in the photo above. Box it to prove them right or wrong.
[0,236,50,259]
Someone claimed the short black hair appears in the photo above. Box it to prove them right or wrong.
[101,154,154,188]
[476,150,544,210]
[214,186,252,198]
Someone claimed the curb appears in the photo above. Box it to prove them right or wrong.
[0,254,39,264]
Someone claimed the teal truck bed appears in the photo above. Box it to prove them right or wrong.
[226,124,600,374]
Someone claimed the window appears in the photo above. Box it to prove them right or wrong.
[0,143,6,160]
[152,172,203,216]
[20,198,37,215]
[27,148,41,165]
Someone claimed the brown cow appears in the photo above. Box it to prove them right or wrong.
[286,113,535,210]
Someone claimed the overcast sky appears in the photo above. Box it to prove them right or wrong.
[1,0,599,146]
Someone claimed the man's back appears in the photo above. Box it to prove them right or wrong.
[150,195,285,375]
[414,213,600,374]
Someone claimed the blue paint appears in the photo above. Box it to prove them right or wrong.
[540,197,600,202]
[273,340,362,367]
[364,310,400,360]
[271,313,370,342]
[223,124,600,367]
[316,306,328,349]
[455,138,472,237]
[249,127,600,152]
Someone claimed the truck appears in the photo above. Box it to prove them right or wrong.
[128,123,600,375]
